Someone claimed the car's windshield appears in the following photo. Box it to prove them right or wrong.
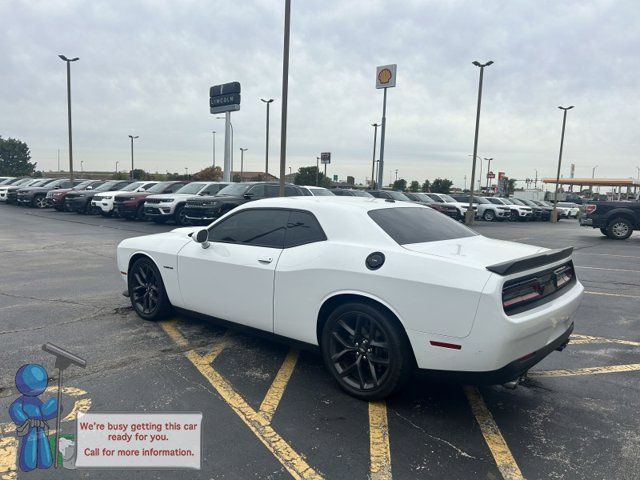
[73,180,96,190]
[31,179,54,187]
[510,198,527,206]
[487,197,505,205]
[310,188,334,196]
[387,191,410,201]
[412,193,434,202]
[92,181,123,192]
[501,198,516,205]
[121,181,145,192]
[474,197,490,204]
[0,178,15,186]
[175,182,207,195]
[440,194,457,203]
[12,178,33,186]
[147,182,176,193]
[351,190,373,197]
[369,207,477,244]
[216,183,252,196]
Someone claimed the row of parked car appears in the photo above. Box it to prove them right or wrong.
[0,175,577,226]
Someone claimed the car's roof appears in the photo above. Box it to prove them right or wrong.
[237,195,417,212]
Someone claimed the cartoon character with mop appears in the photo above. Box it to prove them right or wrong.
[9,343,86,472]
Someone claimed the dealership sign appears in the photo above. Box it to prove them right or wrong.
[376,64,397,89]
[320,152,331,164]
[210,82,241,114]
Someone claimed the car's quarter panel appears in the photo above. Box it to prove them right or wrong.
[176,241,282,332]
[117,231,193,307]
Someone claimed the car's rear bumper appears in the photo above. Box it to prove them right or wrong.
[416,322,573,384]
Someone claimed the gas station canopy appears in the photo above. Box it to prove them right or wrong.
[542,178,640,187]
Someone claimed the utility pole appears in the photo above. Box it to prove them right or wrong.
[534,169,538,188]
[128,135,139,179]
[59,55,79,183]
[316,156,320,186]
[240,148,247,182]
[278,0,291,196]
[552,105,574,222]
[466,60,493,225]
[371,123,379,189]
[212,131,216,168]
[261,98,274,176]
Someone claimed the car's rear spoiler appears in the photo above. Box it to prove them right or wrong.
[486,246,574,276]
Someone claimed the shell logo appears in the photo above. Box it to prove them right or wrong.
[377,68,393,85]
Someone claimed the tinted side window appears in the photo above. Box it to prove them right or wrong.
[208,209,288,248]
[167,183,186,193]
[285,186,300,196]
[202,184,223,195]
[368,207,476,244]
[250,185,267,199]
[284,210,327,248]
[369,191,382,198]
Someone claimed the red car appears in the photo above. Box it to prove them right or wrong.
[113,181,189,220]
[46,180,104,211]
[403,192,461,219]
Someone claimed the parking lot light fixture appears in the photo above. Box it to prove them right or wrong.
[59,55,79,183]
[278,0,292,197]
[240,148,248,182]
[592,165,598,178]
[466,60,493,226]
[128,135,139,179]
[551,106,574,223]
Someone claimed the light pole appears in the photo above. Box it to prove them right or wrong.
[371,123,380,189]
[128,135,139,179]
[59,55,79,183]
[240,148,247,182]
[316,156,320,186]
[115,161,119,175]
[261,98,274,176]
[80,160,84,173]
[484,157,493,190]
[212,131,216,168]
[278,0,292,196]
[534,169,538,188]
[466,60,493,225]
[552,105,574,222]
[289,166,292,175]
[216,117,234,176]
[395,169,398,183]
[592,165,598,178]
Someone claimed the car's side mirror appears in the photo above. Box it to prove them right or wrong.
[86,186,93,190]
[193,229,210,249]
[243,192,254,199]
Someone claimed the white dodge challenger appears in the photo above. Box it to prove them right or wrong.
[117,196,583,399]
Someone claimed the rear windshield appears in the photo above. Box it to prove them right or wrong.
[368,207,477,245]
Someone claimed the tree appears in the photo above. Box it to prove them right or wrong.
[131,168,149,180]
[409,180,421,192]
[232,174,242,183]
[193,166,223,181]
[0,136,36,176]
[431,178,453,194]
[392,178,407,191]
[421,180,431,192]
[294,166,330,187]
[508,178,517,195]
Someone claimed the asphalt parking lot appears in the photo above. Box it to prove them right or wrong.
[1,206,639,480]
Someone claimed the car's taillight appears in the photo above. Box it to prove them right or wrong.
[502,262,574,314]
[585,204,596,215]
[502,279,544,311]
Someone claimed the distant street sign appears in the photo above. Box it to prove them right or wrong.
[376,64,397,89]
[210,82,241,114]
[320,152,331,164]
[487,171,495,179]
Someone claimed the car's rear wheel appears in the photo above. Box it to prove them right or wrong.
[321,302,412,400]
[606,217,633,240]
[483,210,495,222]
[33,195,48,209]
[128,257,172,320]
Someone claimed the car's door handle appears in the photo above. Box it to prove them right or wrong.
[258,256,273,264]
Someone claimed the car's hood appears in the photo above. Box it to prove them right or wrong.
[94,190,127,197]
[403,235,547,269]
[146,193,196,201]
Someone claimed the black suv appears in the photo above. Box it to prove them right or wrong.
[184,182,304,225]
[16,178,82,208]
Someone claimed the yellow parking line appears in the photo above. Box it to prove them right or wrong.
[585,291,640,299]
[159,321,323,480]
[464,387,524,480]
[571,334,640,347]
[530,363,640,378]
[576,265,640,274]
[259,349,299,422]
[574,252,640,260]
[369,401,392,480]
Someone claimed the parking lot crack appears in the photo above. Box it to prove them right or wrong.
[391,409,476,459]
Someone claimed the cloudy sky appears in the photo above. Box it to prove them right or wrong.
[1,0,639,187]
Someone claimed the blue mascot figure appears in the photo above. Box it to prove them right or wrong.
[9,364,60,472]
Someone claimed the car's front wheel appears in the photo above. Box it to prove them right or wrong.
[321,302,412,400]
[606,217,633,240]
[33,195,48,209]
[174,205,190,226]
[128,257,172,320]
[483,209,495,222]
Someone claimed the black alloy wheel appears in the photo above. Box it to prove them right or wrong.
[128,257,171,320]
[174,205,189,226]
[33,195,48,209]
[321,302,412,400]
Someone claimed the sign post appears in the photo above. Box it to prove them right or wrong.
[376,64,397,188]
[210,82,241,182]
[321,152,331,185]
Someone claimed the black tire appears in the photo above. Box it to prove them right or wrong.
[510,211,518,222]
[33,195,48,209]
[174,204,190,226]
[606,217,633,240]
[135,203,146,221]
[128,257,172,320]
[76,201,90,214]
[100,211,112,217]
[320,302,412,400]
[483,209,496,222]
[152,217,168,224]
